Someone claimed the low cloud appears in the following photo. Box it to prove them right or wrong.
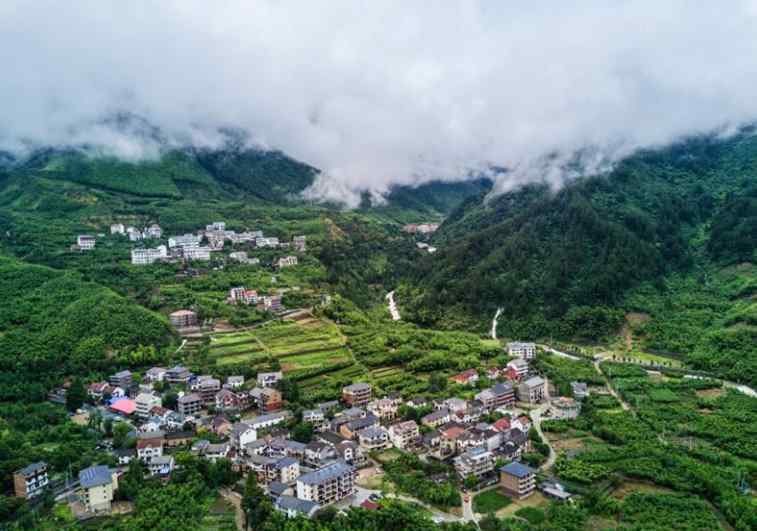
[2,1,757,205]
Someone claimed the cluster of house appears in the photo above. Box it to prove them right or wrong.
[226,288,283,312]
[33,338,589,518]
[107,220,307,267]
[402,223,440,234]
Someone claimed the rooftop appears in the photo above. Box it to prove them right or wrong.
[79,465,112,488]
[500,461,536,478]
[298,461,354,486]
[16,462,46,476]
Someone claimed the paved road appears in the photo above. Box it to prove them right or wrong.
[491,308,502,340]
[538,344,582,361]
[386,291,401,321]
[530,376,558,471]
[352,486,463,523]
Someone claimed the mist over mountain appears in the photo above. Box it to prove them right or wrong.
[3,2,757,204]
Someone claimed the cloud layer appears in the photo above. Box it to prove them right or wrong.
[2,1,757,204]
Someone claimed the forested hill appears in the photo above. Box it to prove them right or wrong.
[398,132,757,385]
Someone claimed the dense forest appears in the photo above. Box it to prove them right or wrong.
[398,131,757,384]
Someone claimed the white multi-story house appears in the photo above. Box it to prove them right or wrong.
[507,358,530,379]
[293,235,307,252]
[77,235,96,250]
[257,371,283,388]
[168,234,201,249]
[127,227,143,241]
[131,245,168,265]
[517,376,547,404]
[507,342,537,360]
[256,237,280,248]
[276,256,298,269]
[357,426,391,451]
[388,421,420,450]
[135,393,162,419]
[296,461,356,505]
[454,447,495,480]
[110,224,125,235]
[13,462,49,499]
[137,439,163,463]
[183,246,211,261]
[144,224,162,239]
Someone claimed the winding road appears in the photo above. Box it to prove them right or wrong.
[386,291,401,321]
[491,308,502,340]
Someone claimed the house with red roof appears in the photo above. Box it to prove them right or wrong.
[109,398,136,417]
[449,369,479,386]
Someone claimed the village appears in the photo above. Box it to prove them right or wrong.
[72,221,305,271]
[25,331,589,523]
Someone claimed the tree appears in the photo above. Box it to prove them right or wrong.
[277,378,301,404]
[118,459,144,501]
[65,378,86,412]
[464,474,479,491]
[429,373,448,393]
[242,473,272,530]
[291,422,313,443]
[112,422,132,449]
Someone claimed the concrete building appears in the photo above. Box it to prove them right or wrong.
[199,378,221,405]
[342,383,372,407]
[137,438,164,463]
[109,370,133,389]
[551,397,581,419]
[77,235,96,250]
[257,371,283,388]
[500,462,536,499]
[507,342,536,360]
[517,377,546,404]
[168,234,201,249]
[79,466,117,513]
[110,224,125,235]
[178,393,203,416]
[454,447,495,480]
[135,393,162,419]
[276,256,298,269]
[183,246,211,261]
[354,427,388,452]
[388,420,420,450]
[275,495,320,519]
[475,382,515,410]
[144,224,162,239]
[273,457,300,484]
[571,381,589,400]
[13,462,49,499]
[165,365,192,384]
[296,461,356,505]
[506,358,530,379]
[131,245,168,265]
[293,235,307,252]
[169,310,198,328]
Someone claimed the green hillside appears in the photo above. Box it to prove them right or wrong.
[0,256,174,401]
[397,132,757,384]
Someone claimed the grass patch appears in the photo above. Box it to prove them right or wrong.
[473,489,511,514]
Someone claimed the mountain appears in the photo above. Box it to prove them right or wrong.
[398,131,757,384]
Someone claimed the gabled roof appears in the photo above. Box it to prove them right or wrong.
[17,462,47,476]
[275,495,319,516]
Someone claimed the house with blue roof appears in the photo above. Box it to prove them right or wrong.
[499,461,536,499]
[78,465,117,513]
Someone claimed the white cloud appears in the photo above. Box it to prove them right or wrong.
[2,1,757,205]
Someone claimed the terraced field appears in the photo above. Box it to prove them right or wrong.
[207,316,355,376]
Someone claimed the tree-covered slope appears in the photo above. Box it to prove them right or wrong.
[398,132,757,382]
[0,256,174,401]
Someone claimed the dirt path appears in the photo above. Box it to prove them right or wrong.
[220,488,244,531]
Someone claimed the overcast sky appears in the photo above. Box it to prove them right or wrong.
[2,1,757,204]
